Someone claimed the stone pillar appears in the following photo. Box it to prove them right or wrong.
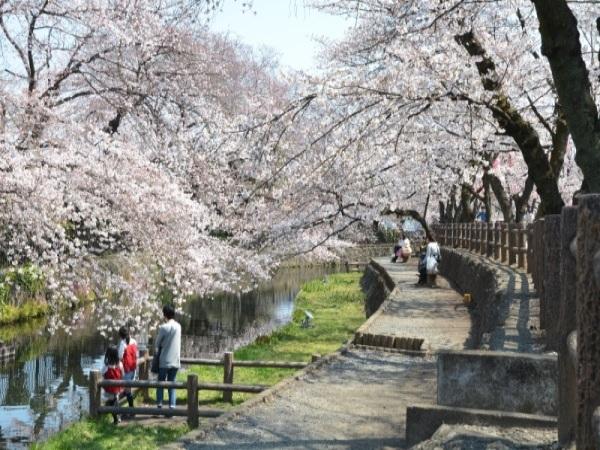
[535,219,546,328]
[543,215,561,349]
[517,223,527,270]
[508,223,517,266]
[479,222,486,254]
[576,195,600,449]
[558,206,578,445]
[494,222,501,260]
[501,222,508,263]
[486,222,494,257]
[527,223,534,274]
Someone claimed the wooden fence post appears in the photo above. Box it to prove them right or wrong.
[187,374,199,428]
[89,370,102,419]
[465,223,470,250]
[494,222,501,260]
[140,348,150,402]
[452,223,458,248]
[486,222,494,257]
[575,195,600,449]
[223,352,234,403]
[526,223,534,274]
[470,223,476,251]
[558,206,578,445]
[516,223,527,269]
[543,215,561,345]
[508,223,517,266]
[499,222,507,262]
[479,222,486,255]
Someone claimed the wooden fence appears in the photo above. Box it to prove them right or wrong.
[89,351,319,427]
[432,195,600,449]
[431,222,530,271]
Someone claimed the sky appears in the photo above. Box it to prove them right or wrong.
[209,0,353,71]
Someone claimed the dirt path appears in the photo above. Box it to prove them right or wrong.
[163,260,471,450]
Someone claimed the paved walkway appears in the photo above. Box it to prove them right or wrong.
[164,259,471,450]
[362,259,471,352]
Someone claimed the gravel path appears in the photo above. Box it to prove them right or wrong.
[163,262,469,450]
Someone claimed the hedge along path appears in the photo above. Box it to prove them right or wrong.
[163,259,472,450]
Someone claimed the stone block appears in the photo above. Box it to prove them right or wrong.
[437,349,557,416]
[406,404,557,447]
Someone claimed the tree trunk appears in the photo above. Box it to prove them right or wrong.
[484,173,514,222]
[532,0,600,193]
[455,31,565,213]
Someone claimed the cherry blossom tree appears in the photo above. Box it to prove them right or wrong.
[308,0,585,221]
[0,0,285,332]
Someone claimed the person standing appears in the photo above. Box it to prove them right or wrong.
[102,345,123,424]
[118,326,138,415]
[155,304,181,410]
[400,235,412,262]
[425,236,441,287]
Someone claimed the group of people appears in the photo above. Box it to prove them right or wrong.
[101,304,182,424]
[392,233,441,287]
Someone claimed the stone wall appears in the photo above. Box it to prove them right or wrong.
[439,248,504,349]
[437,349,557,416]
[360,259,395,318]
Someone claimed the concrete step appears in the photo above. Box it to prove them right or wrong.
[406,404,557,447]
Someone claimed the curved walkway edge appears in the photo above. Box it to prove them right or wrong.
[162,259,472,450]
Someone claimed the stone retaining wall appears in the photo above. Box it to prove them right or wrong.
[437,350,557,416]
[360,259,395,318]
[439,248,520,349]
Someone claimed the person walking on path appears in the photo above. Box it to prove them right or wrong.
[118,326,138,416]
[425,236,441,287]
[155,304,181,410]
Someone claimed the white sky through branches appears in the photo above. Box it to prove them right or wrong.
[210,0,352,71]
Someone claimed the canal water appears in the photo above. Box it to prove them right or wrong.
[0,265,344,449]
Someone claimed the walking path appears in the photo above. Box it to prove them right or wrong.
[164,258,471,450]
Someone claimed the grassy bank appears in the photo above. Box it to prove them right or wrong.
[182,271,365,406]
[29,416,188,450]
[32,272,365,450]
[0,265,49,325]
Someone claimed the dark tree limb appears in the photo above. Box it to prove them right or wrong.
[455,30,564,214]
[483,172,514,222]
[532,0,600,193]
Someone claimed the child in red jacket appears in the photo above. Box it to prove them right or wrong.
[102,345,123,424]
[118,326,138,416]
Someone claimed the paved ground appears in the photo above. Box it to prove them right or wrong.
[163,261,470,450]
[363,259,471,352]
[480,257,543,353]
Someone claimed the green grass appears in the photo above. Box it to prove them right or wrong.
[176,271,365,407]
[0,300,49,325]
[30,415,188,450]
[32,272,365,449]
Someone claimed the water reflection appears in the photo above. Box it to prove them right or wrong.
[0,265,342,448]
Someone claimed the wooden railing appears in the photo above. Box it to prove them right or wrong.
[89,351,319,427]
[432,222,530,271]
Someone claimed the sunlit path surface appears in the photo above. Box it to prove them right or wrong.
[165,262,471,450]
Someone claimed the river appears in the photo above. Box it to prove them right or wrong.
[0,265,345,449]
